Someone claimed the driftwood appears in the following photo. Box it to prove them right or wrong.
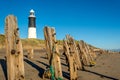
[43,26,63,79]
[5,15,24,80]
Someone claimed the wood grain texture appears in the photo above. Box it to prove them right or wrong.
[5,15,24,80]
[44,26,63,79]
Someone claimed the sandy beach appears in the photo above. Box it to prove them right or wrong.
[0,48,120,80]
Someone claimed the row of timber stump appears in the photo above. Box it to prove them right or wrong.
[4,15,105,80]
[43,27,105,80]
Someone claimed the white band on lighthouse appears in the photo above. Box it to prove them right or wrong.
[28,27,36,38]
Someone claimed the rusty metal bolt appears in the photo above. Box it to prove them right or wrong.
[17,51,20,55]
[20,75,24,79]
[52,33,56,36]
[16,28,19,31]
[55,41,57,44]
[16,39,19,44]
[11,49,16,55]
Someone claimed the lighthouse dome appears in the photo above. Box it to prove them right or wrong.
[29,9,35,17]
[30,9,34,13]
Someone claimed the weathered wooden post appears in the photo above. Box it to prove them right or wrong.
[66,35,82,70]
[83,42,92,65]
[89,45,98,57]
[5,15,25,80]
[27,48,34,59]
[93,48,104,54]
[44,27,53,61]
[77,40,96,66]
[63,35,82,80]
[77,40,90,66]
[85,43,96,66]
[43,26,63,79]
[88,45,97,59]
[63,39,77,80]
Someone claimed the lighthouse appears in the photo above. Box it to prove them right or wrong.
[28,9,37,38]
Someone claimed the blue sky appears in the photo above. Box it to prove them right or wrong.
[0,0,120,49]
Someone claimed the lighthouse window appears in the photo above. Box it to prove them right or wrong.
[30,12,34,15]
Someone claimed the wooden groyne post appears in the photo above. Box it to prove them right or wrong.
[77,40,96,66]
[5,15,25,80]
[27,48,34,59]
[43,26,63,79]
[63,35,82,80]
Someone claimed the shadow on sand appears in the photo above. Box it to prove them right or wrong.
[62,71,70,79]
[24,59,44,78]
[0,59,7,80]
[60,57,66,60]
[36,60,49,68]
[84,69,119,80]
[61,63,68,67]
[40,56,48,60]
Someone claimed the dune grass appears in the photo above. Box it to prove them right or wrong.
[0,34,63,49]
[0,34,97,49]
